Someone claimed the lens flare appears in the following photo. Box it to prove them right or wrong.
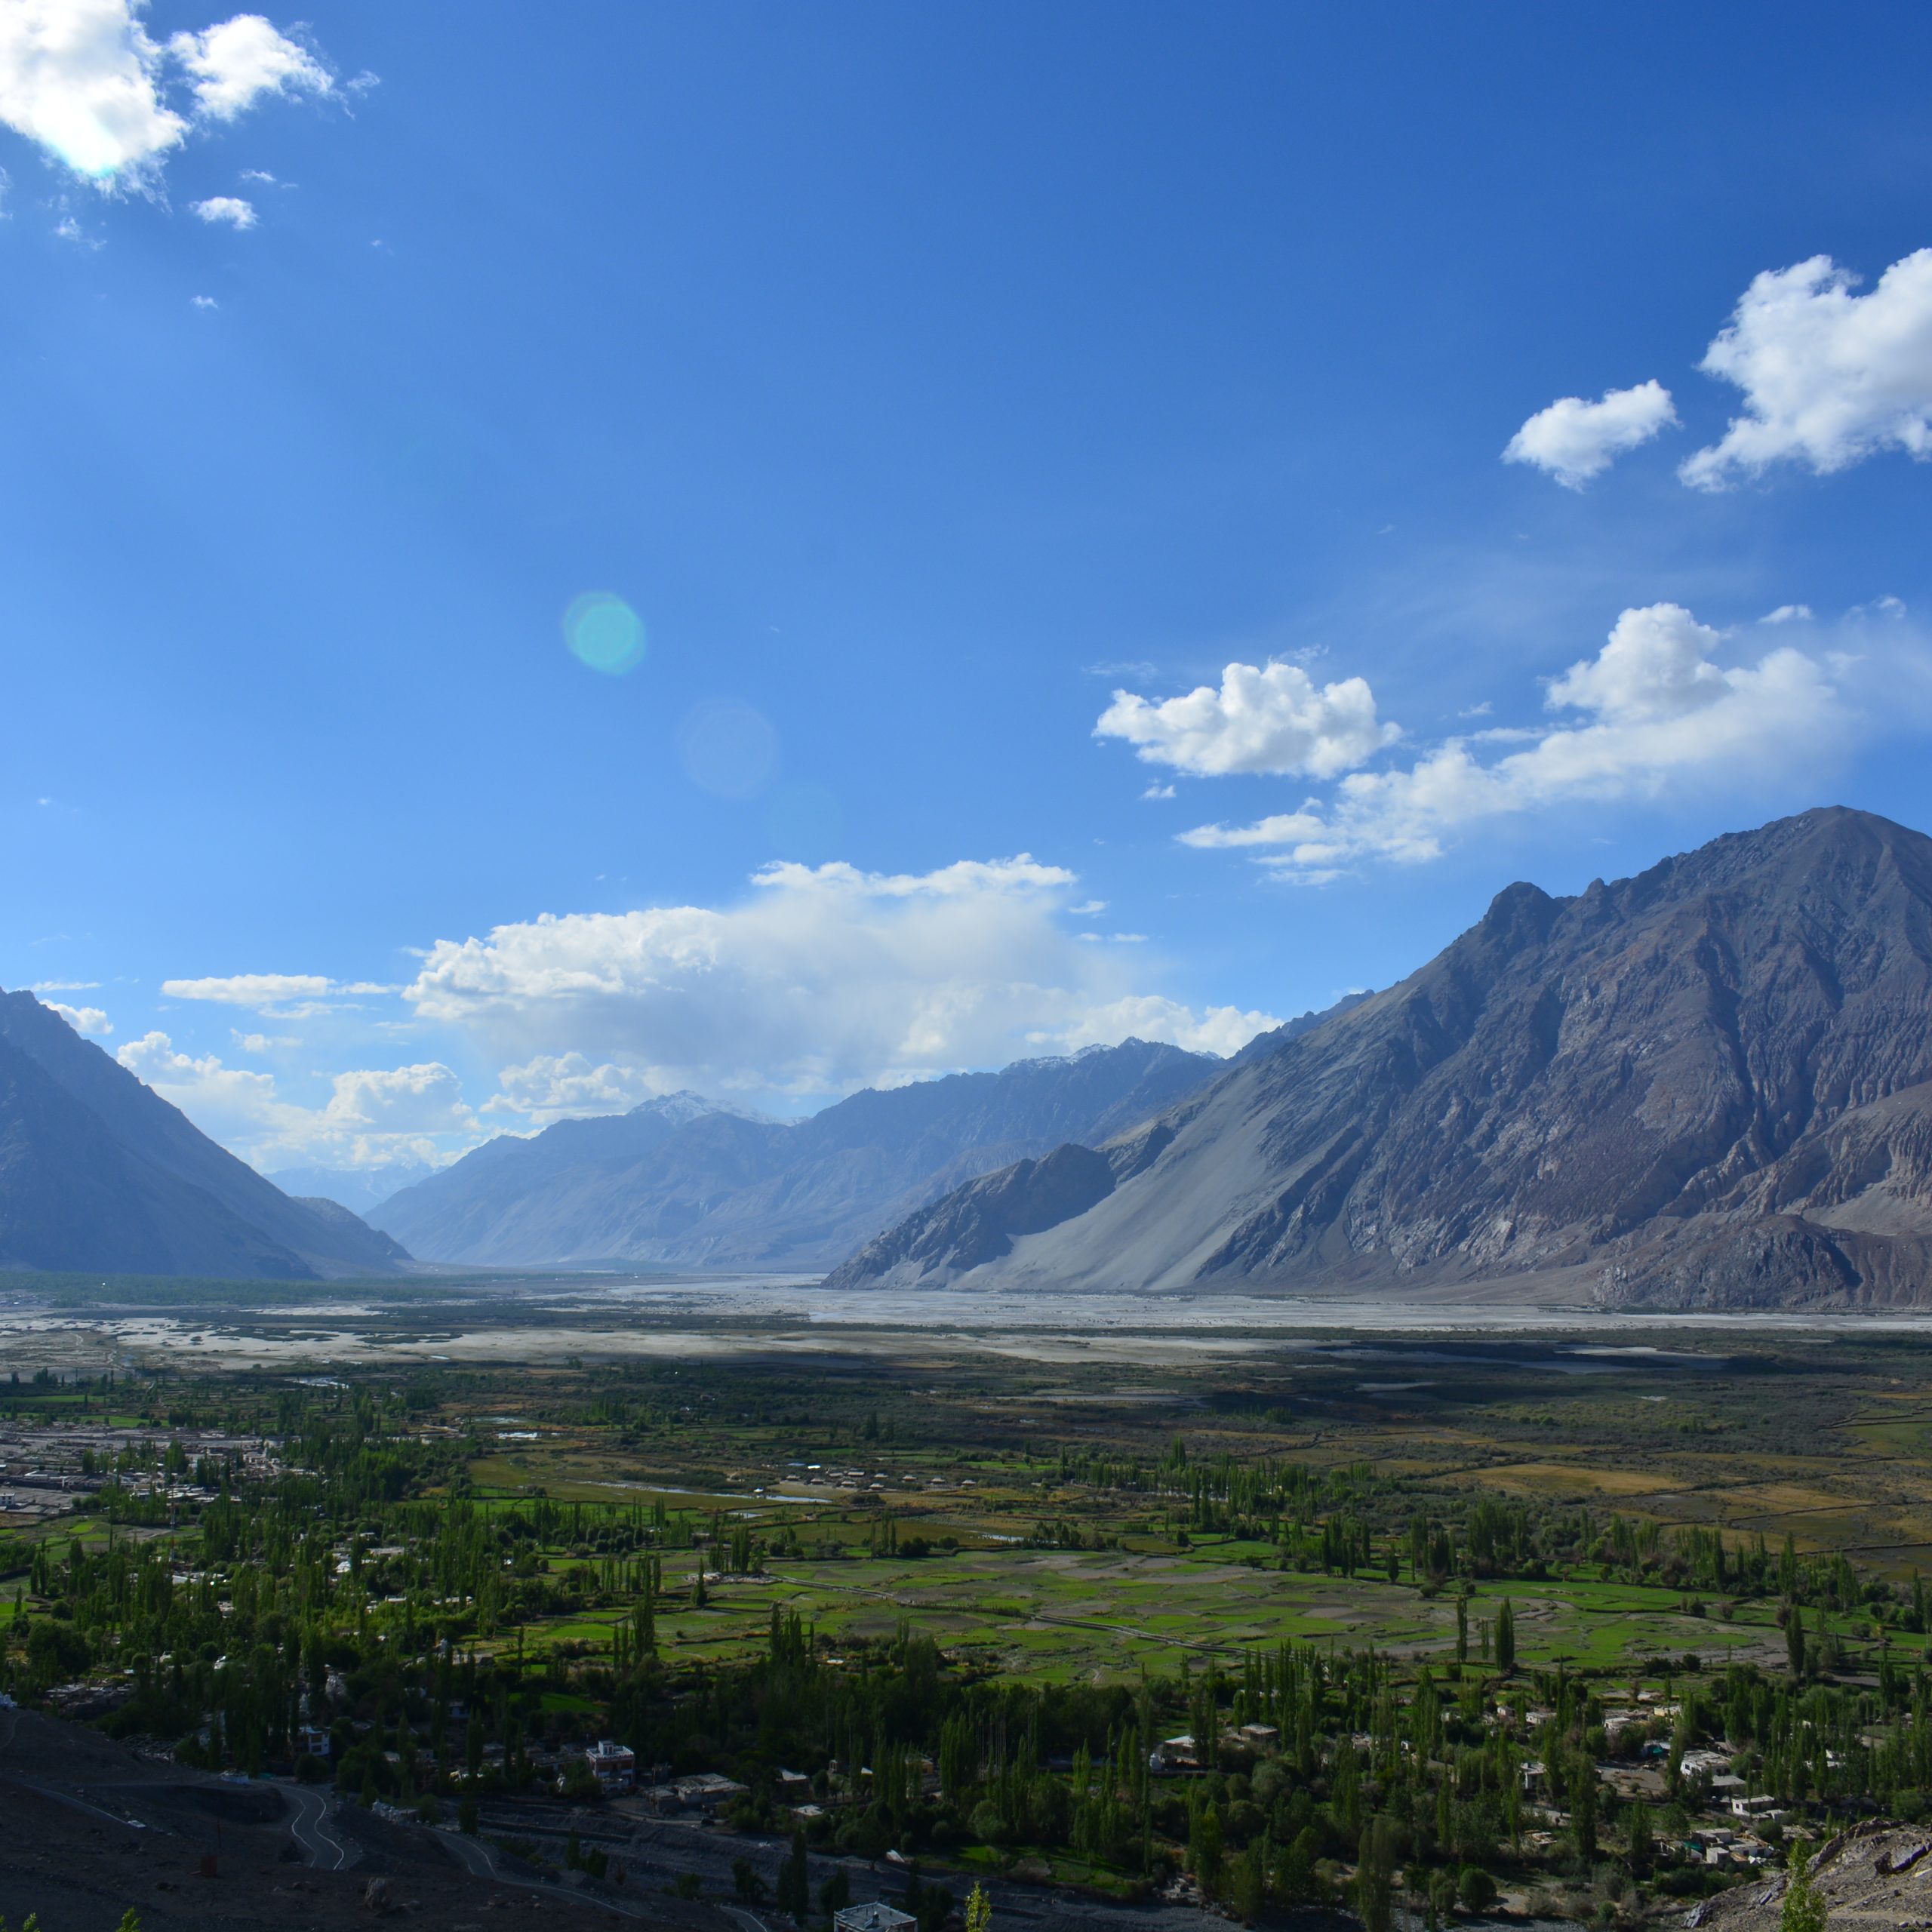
[678,700,780,800]
[563,592,647,675]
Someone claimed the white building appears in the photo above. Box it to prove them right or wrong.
[586,1740,636,1794]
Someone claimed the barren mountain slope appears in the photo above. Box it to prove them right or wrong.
[373,1039,1220,1268]
[832,809,1932,1308]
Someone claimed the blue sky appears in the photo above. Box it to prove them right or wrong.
[5,1,1932,1175]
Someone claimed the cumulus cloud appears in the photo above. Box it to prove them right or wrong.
[1543,601,1732,723]
[162,971,389,1010]
[0,2,331,188]
[48,1001,112,1036]
[189,192,253,227]
[1180,602,1859,875]
[168,14,330,121]
[117,1030,473,1164]
[487,1053,664,1123]
[407,855,1278,1100]
[321,1063,473,1137]
[118,1029,286,1137]
[1683,251,1932,488]
[1503,380,1678,488]
[0,0,183,180]
[1094,660,1400,779]
[1041,995,1275,1060]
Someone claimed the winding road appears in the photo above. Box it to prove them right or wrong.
[285,1782,355,1871]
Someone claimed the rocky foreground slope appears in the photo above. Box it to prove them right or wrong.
[831,808,1932,1309]
[1690,1822,1932,1929]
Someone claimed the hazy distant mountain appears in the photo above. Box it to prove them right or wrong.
[370,1044,1219,1269]
[830,809,1932,1311]
[0,991,409,1280]
[266,1158,438,1218]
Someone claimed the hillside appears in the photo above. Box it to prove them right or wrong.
[371,1041,1219,1269]
[0,991,408,1280]
[830,808,1932,1309]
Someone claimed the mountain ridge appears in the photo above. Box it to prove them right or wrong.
[0,991,409,1279]
[371,1038,1222,1269]
[829,808,1932,1309]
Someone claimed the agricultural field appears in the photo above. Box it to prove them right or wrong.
[7,1282,1932,1930]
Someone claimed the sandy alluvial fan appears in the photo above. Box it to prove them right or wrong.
[833,808,1932,1308]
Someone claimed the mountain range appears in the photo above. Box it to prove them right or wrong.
[369,1041,1221,1269]
[0,991,408,1280]
[832,808,1932,1310]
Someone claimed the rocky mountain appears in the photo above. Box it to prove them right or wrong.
[829,808,1932,1309]
[0,990,409,1280]
[370,1041,1218,1269]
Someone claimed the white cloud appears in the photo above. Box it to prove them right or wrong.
[487,1053,663,1123]
[1038,995,1277,1060]
[406,856,1278,1100]
[1761,604,1813,625]
[0,2,331,189]
[1682,251,1932,488]
[167,14,330,121]
[1503,380,1678,488]
[1181,602,1856,874]
[0,0,183,180]
[48,1001,112,1036]
[190,292,216,308]
[231,1029,295,1053]
[1543,601,1730,723]
[163,972,329,1004]
[189,192,253,227]
[322,1063,473,1137]
[118,1029,286,1135]
[1095,660,1400,779]
[162,971,389,1009]
[1141,781,1177,801]
[30,979,99,992]
[118,1030,473,1165]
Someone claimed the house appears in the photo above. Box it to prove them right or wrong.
[833,1907,914,1932]
[1237,1724,1279,1747]
[1150,1734,1201,1772]
[674,1772,749,1810]
[776,1767,811,1798]
[586,1740,636,1795]
[295,1724,331,1760]
[1730,1794,1784,1822]
[1520,1760,1546,1795]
